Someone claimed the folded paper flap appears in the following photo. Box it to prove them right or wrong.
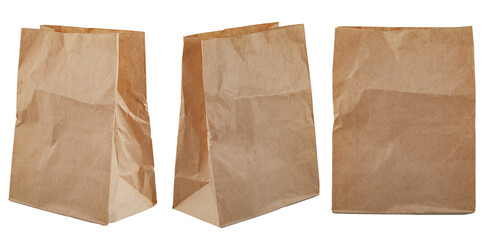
[184,22,279,40]
[203,24,306,43]
[21,28,119,38]
[185,22,304,42]
[335,26,474,50]
[40,25,143,34]
[334,26,474,49]
[201,24,305,43]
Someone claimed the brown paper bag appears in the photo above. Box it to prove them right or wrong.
[9,25,156,224]
[332,27,475,213]
[173,23,319,227]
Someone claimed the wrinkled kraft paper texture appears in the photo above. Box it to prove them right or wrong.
[9,26,157,224]
[332,27,475,213]
[173,23,320,227]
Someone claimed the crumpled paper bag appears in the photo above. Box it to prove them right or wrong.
[332,27,475,213]
[9,25,157,224]
[173,22,319,227]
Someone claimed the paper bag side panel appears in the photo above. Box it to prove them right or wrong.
[332,27,475,213]
[173,37,219,226]
[9,29,118,224]
[202,24,319,226]
[108,32,157,222]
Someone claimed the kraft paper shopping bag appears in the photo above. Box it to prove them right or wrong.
[9,25,156,224]
[332,27,475,213]
[173,22,319,227]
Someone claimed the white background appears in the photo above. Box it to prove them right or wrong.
[0,0,488,239]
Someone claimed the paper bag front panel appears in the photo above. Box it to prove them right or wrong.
[201,24,319,226]
[10,29,118,224]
